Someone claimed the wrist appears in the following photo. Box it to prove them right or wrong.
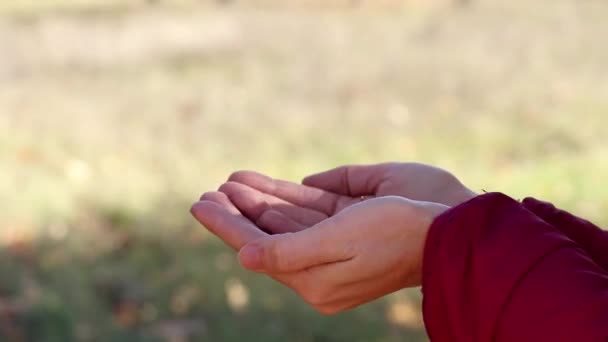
[397,199,449,287]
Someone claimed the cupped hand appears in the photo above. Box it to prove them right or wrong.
[213,162,475,234]
[191,194,448,314]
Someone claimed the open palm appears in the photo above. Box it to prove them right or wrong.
[201,162,475,234]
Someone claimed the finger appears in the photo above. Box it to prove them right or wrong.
[258,209,307,233]
[229,170,346,216]
[237,215,354,273]
[302,163,394,196]
[191,200,267,250]
[240,196,420,273]
[200,191,242,215]
[202,191,287,236]
[206,186,307,233]
[219,181,327,227]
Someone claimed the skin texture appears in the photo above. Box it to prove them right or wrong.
[191,162,474,314]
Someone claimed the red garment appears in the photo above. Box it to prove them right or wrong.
[422,193,608,341]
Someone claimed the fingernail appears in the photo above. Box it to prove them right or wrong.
[238,244,263,271]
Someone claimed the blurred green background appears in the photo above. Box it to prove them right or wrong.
[1,0,607,341]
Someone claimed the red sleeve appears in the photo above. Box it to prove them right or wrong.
[422,192,608,342]
[522,197,608,270]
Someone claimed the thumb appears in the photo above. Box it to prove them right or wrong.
[238,219,353,273]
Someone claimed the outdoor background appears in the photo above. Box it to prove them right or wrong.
[1,0,607,341]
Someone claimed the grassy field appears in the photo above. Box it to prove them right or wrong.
[1,1,607,341]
